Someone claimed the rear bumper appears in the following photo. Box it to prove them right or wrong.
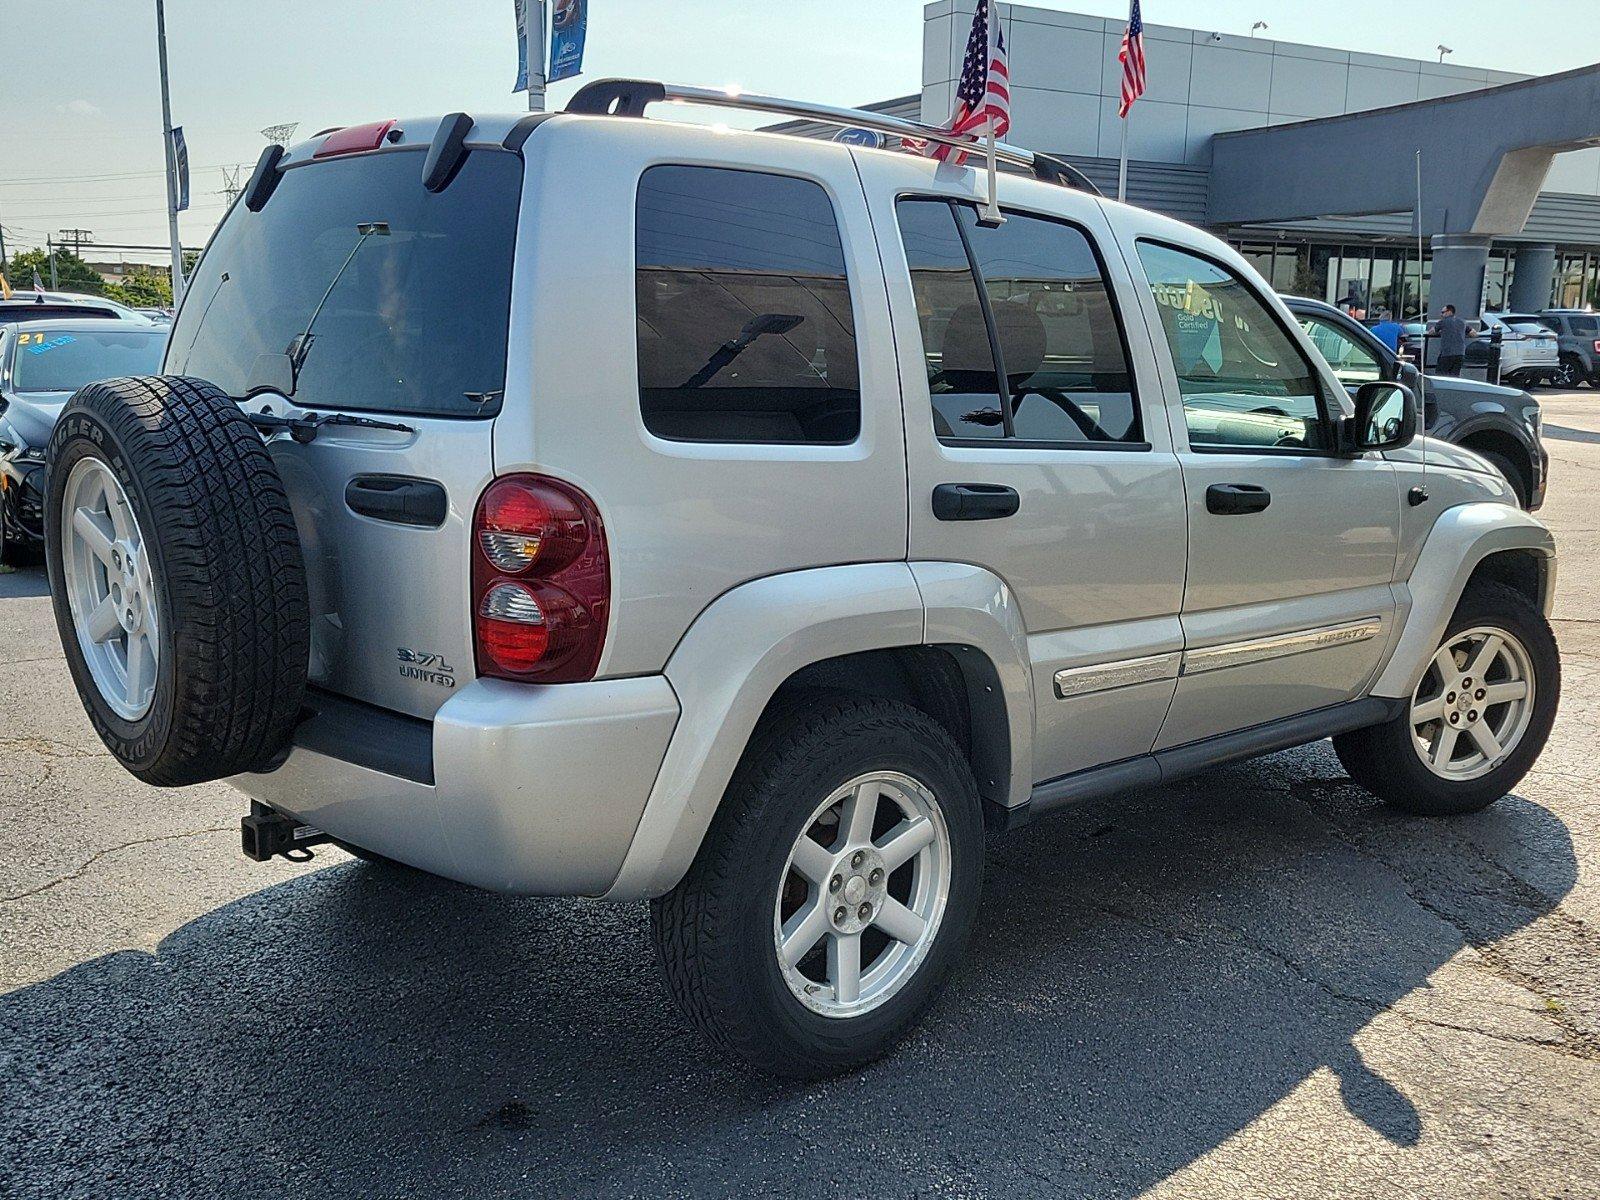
[231,676,680,895]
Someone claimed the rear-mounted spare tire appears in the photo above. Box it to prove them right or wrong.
[44,375,310,786]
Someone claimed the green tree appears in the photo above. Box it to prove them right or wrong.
[104,268,173,308]
[4,247,106,296]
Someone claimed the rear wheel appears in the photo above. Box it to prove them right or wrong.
[1553,354,1585,389]
[45,375,310,786]
[1334,582,1558,815]
[652,695,984,1078]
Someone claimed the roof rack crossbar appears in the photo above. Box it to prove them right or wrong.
[564,78,1103,197]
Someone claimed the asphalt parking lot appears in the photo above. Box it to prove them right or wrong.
[3,394,1598,1199]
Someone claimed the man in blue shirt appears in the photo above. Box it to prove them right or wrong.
[1370,309,1404,352]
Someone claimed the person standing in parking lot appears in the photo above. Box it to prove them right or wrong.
[1433,304,1469,376]
[1371,309,1403,351]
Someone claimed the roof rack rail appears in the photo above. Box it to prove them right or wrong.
[566,78,1102,197]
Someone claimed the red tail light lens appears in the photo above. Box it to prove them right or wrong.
[1592,339,1600,355]
[471,475,608,683]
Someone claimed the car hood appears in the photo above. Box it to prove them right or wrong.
[0,390,72,448]
[1423,374,1526,403]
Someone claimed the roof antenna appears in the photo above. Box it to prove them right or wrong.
[1416,147,1427,484]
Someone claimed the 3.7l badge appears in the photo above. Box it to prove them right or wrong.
[397,648,456,688]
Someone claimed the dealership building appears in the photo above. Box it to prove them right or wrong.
[804,3,1600,318]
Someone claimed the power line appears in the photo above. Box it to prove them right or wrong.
[0,162,247,188]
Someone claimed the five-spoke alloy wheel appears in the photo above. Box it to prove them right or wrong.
[59,456,162,721]
[775,771,951,1018]
[1336,581,1559,816]
[653,694,984,1079]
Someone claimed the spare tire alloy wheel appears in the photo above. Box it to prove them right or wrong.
[46,375,309,787]
[1410,626,1535,781]
[776,771,951,1018]
[60,457,161,720]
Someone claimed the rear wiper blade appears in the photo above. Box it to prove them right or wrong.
[247,410,415,444]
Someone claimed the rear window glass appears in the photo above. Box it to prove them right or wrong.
[11,328,167,391]
[165,148,522,418]
[635,165,860,444]
[1568,314,1599,334]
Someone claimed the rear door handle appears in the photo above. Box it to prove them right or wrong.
[1206,483,1271,515]
[932,483,1020,521]
[345,475,448,528]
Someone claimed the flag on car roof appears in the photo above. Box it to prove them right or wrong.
[919,0,1010,164]
[1118,0,1147,117]
[32,268,45,298]
[0,271,11,301]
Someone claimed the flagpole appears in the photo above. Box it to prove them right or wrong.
[980,116,1004,227]
[1117,112,1130,203]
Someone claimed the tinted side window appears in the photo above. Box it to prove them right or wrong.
[1138,241,1328,452]
[898,199,1005,440]
[635,166,860,444]
[961,207,1139,443]
[897,199,1141,445]
[1570,315,1599,335]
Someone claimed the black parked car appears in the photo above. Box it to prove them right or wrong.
[0,320,168,563]
[1286,296,1547,509]
[1540,308,1600,388]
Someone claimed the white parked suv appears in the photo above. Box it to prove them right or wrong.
[42,82,1560,1078]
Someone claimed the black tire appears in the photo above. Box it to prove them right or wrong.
[44,375,309,787]
[1478,448,1530,509]
[1553,354,1585,389]
[1334,581,1558,816]
[652,694,985,1079]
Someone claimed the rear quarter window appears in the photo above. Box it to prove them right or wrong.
[634,164,861,445]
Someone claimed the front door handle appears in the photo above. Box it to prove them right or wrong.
[932,483,1020,521]
[1206,483,1271,515]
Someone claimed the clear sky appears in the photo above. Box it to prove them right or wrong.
[2,1,1597,259]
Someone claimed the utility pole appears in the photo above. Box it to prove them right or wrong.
[47,236,59,288]
[155,0,186,307]
[58,228,94,257]
[525,0,547,113]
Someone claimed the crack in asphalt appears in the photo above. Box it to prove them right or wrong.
[0,825,233,904]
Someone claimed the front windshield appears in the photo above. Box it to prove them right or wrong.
[10,328,167,393]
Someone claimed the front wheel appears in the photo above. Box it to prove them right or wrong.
[1335,581,1559,815]
[652,694,985,1079]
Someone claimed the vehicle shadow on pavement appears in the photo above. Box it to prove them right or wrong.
[0,742,1577,1198]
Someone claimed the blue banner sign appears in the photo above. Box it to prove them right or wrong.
[171,125,189,212]
[513,0,530,91]
[549,0,587,83]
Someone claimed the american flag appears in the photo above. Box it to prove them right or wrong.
[1118,0,1147,118]
[32,268,45,298]
[923,0,1010,164]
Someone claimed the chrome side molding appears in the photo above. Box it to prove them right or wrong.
[1181,619,1383,676]
[1053,619,1382,700]
[1054,651,1182,699]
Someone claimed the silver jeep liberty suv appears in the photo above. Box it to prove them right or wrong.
[44,81,1559,1078]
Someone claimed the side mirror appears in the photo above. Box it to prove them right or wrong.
[1344,381,1417,453]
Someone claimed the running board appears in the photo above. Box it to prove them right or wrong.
[997,696,1406,829]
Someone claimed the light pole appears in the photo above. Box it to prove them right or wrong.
[523,0,548,113]
[1437,44,1453,63]
[155,0,186,307]
[1250,21,1268,37]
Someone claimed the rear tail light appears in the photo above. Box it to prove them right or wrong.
[471,475,609,683]
[1592,339,1599,354]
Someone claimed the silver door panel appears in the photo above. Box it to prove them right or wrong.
[1029,614,1183,781]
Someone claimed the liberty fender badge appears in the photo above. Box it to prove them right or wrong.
[398,648,456,688]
